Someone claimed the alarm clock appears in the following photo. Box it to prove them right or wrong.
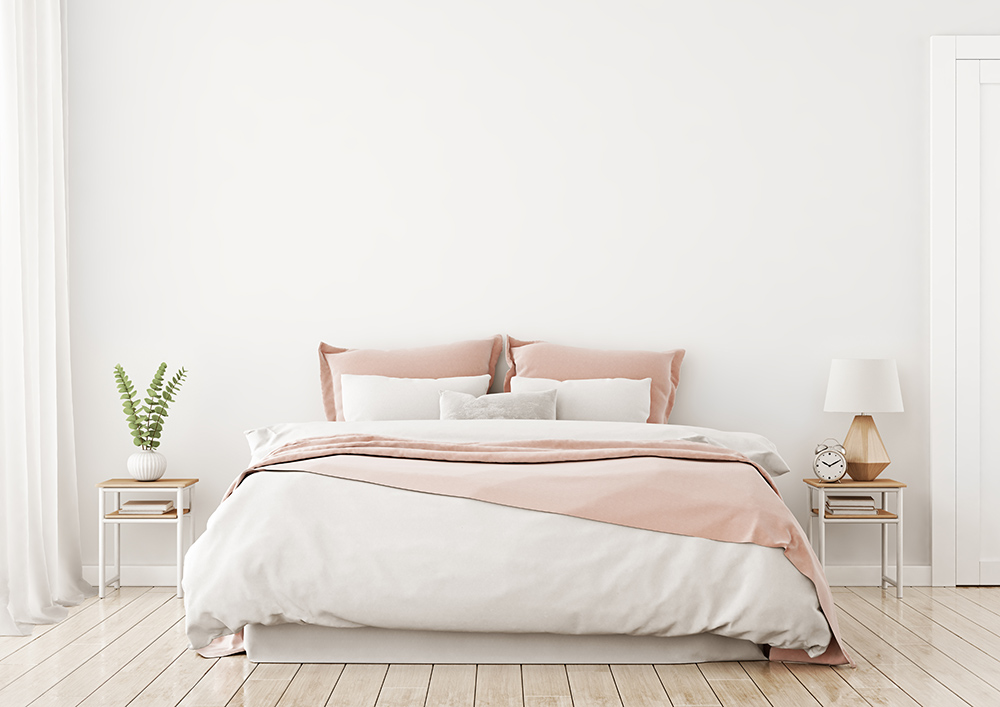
[813,438,848,482]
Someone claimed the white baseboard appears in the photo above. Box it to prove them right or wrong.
[83,565,180,588]
[823,564,932,587]
[85,564,936,590]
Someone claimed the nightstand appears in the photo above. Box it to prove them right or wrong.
[803,477,905,598]
[97,478,198,599]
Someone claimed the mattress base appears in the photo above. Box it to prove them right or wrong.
[243,624,766,664]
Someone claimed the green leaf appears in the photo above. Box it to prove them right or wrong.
[132,437,143,446]
[126,415,137,422]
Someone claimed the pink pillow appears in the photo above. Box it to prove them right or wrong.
[503,337,685,424]
[319,337,503,421]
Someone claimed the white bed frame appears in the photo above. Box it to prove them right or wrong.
[243,624,766,664]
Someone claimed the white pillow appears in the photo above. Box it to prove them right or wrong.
[340,374,491,421]
[510,376,652,423]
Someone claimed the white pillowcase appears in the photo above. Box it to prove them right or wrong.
[510,376,652,423]
[340,374,491,421]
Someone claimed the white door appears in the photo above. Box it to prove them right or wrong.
[955,58,1000,585]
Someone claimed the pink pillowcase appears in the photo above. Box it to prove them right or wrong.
[503,337,685,424]
[319,337,503,421]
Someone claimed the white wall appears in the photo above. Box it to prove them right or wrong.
[66,1,1000,580]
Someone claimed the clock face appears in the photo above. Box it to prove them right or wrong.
[814,451,847,481]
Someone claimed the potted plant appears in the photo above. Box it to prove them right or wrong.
[113,362,188,481]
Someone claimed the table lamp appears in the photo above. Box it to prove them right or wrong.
[823,359,904,481]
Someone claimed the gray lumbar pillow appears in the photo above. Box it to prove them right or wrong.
[439,389,558,421]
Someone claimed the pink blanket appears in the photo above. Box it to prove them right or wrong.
[228,434,850,665]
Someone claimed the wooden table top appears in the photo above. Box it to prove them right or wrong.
[97,478,199,489]
[803,477,905,489]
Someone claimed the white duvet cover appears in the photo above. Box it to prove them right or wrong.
[183,420,831,656]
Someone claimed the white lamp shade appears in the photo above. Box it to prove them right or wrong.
[824,359,904,413]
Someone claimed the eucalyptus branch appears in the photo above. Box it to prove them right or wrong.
[114,363,187,450]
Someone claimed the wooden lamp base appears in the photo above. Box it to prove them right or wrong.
[843,414,891,481]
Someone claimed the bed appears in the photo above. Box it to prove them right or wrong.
[181,337,850,666]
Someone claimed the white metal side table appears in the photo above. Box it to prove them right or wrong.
[804,477,905,598]
[97,478,198,598]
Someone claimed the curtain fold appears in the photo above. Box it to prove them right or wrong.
[0,0,91,636]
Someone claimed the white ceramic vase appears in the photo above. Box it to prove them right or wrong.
[127,449,167,481]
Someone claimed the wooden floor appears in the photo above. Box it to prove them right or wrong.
[1,586,999,706]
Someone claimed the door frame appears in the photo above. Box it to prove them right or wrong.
[929,36,1000,586]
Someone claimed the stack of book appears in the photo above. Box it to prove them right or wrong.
[119,499,174,515]
[825,495,878,516]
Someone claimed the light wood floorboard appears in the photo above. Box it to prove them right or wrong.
[427,665,477,707]
[652,664,719,707]
[832,610,969,707]
[226,662,299,707]
[697,663,769,707]
[952,586,1000,617]
[8,587,1000,707]
[913,587,1000,634]
[836,590,1000,706]
[739,661,822,707]
[0,587,151,668]
[173,655,256,707]
[276,664,345,707]
[566,665,622,707]
[783,663,868,707]
[608,664,670,707]
[327,664,389,707]
[0,592,101,661]
[377,665,433,707]
[0,590,174,707]
[476,665,523,707]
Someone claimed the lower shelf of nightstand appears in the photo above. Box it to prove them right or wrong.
[104,508,190,520]
[811,508,898,520]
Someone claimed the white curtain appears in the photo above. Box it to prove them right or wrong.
[0,0,91,635]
